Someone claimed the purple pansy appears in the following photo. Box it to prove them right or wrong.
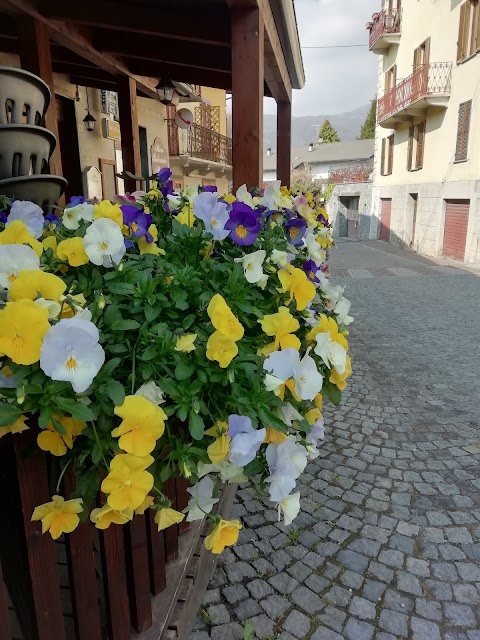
[303,259,320,283]
[0,211,7,224]
[69,195,86,207]
[224,202,261,246]
[121,205,153,242]
[44,213,60,230]
[285,218,307,245]
[202,185,218,193]
[157,167,174,197]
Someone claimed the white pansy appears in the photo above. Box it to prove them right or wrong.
[185,476,219,521]
[62,202,94,230]
[0,363,16,389]
[264,374,285,396]
[35,297,61,319]
[83,218,126,267]
[269,249,289,266]
[7,201,44,238]
[266,436,307,502]
[279,492,301,526]
[303,231,326,266]
[276,403,303,427]
[263,348,298,382]
[40,317,105,393]
[228,414,266,467]
[259,180,281,210]
[235,184,255,207]
[305,420,325,459]
[167,194,182,210]
[314,332,347,374]
[335,297,354,326]
[234,249,266,284]
[135,381,165,405]
[0,245,40,289]
[256,274,269,290]
[293,350,324,401]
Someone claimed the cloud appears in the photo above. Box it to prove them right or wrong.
[264,0,380,117]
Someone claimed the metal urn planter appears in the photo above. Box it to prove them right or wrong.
[0,66,67,206]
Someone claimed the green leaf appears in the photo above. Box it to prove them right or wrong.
[100,357,121,377]
[322,380,342,406]
[51,417,67,435]
[172,219,191,237]
[108,282,136,295]
[105,380,125,407]
[243,622,254,640]
[257,406,288,433]
[188,412,204,440]
[111,319,141,331]
[177,405,188,422]
[140,347,158,361]
[160,464,172,482]
[55,398,94,421]
[0,403,24,428]
[182,314,196,330]
[145,307,161,322]
[174,363,195,381]
[74,467,100,512]
[243,457,265,477]
[109,344,129,354]
[38,405,53,429]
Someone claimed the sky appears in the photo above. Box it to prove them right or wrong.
[263,0,381,117]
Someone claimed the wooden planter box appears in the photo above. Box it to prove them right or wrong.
[0,431,235,640]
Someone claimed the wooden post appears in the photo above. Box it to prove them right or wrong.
[231,8,264,190]
[277,100,292,188]
[117,76,142,193]
[0,562,12,640]
[16,16,63,178]
[124,516,152,633]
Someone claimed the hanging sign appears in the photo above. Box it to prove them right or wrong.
[151,137,169,174]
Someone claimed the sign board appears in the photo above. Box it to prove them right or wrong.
[102,117,121,141]
[101,90,119,118]
[151,137,169,175]
[82,165,103,200]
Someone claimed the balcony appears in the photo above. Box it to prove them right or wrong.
[367,9,401,53]
[329,167,372,184]
[167,119,232,177]
[378,62,452,128]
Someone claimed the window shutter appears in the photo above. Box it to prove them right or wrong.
[457,2,468,63]
[416,121,425,169]
[407,126,414,170]
[456,100,472,161]
[423,37,431,66]
[381,138,386,175]
[476,0,480,51]
[413,46,420,70]
[388,135,394,174]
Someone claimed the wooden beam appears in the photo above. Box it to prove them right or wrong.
[69,75,118,91]
[123,59,232,92]
[276,100,291,187]
[231,8,264,189]
[4,0,159,99]
[16,16,63,177]
[39,0,230,47]
[117,76,142,194]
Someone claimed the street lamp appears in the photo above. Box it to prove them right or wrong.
[156,78,176,105]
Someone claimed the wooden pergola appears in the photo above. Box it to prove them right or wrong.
[0,0,304,191]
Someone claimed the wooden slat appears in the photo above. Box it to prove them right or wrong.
[163,478,179,562]
[175,477,190,536]
[124,516,152,633]
[100,524,131,640]
[146,511,166,596]
[0,564,12,640]
[277,100,292,187]
[14,431,65,640]
[63,472,103,640]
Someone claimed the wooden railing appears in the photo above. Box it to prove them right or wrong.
[167,120,232,166]
[378,62,452,123]
[329,166,372,184]
[367,9,401,49]
[0,429,196,640]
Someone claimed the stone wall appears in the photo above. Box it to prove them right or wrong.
[328,182,374,240]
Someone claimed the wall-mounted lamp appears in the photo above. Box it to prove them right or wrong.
[156,78,176,105]
[83,87,96,132]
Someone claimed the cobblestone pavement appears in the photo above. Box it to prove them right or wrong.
[191,241,480,640]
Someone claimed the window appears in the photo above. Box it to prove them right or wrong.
[381,134,394,175]
[455,100,472,161]
[385,64,397,92]
[407,121,426,171]
[413,38,430,70]
[457,0,480,63]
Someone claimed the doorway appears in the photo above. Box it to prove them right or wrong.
[409,193,418,249]
[56,95,82,201]
[99,158,118,200]
[139,126,150,190]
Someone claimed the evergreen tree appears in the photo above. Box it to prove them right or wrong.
[359,100,377,139]
[318,119,340,143]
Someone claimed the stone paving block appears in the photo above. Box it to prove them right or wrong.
[340,569,365,590]
[287,561,312,582]
[246,614,275,639]
[318,605,346,633]
[383,588,414,613]
[246,579,273,600]
[291,585,324,614]
[378,549,404,568]
[444,602,477,627]
[268,572,299,595]
[456,562,480,581]
[416,598,442,621]
[260,594,291,620]
[368,561,394,583]
[189,632,210,640]
[305,573,330,593]
[324,585,352,607]
[337,550,369,573]
[310,627,343,640]
[282,610,311,638]
[396,570,423,596]
[349,596,376,620]
[379,609,409,636]
[207,604,230,625]
[236,598,263,622]
[210,622,244,640]
[411,616,441,640]
[343,617,375,640]
[203,589,221,605]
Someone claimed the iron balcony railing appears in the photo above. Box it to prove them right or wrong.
[329,167,372,184]
[377,62,453,123]
[367,9,401,49]
[167,119,232,166]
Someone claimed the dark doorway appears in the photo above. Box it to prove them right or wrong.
[139,126,150,190]
[56,95,82,201]
[409,193,418,249]
[339,196,360,239]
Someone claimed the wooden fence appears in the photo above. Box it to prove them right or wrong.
[0,428,222,640]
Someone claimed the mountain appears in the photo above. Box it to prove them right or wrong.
[227,104,371,151]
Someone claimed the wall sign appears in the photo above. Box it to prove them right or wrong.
[102,117,121,141]
[101,90,119,119]
[151,137,169,174]
[82,165,103,200]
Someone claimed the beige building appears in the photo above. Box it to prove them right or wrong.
[368,0,480,263]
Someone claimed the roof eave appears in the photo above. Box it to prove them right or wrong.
[271,0,305,90]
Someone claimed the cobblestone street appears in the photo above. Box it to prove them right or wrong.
[191,240,480,640]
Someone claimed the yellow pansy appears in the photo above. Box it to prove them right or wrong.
[204,420,228,438]
[0,415,29,439]
[204,519,242,554]
[154,507,185,531]
[90,504,133,529]
[112,395,166,457]
[206,331,238,368]
[278,265,315,311]
[207,294,244,341]
[37,416,86,457]
[306,315,348,351]
[305,408,322,425]
[94,200,123,226]
[224,194,236,204]
[0,300,50,365]
[317,207,328,220]
[263,427,288,444]
[31,495,83,539]
[57,237,89,267]
[175,334,197,353]
[9,270,66,303]
[0,220,43,256]
[285,378,301,402]
[175,205,195,226]
[207,433,231,463]
[329,355,352,391]
[61,294,87,319]
[101,453,154,511]
[138,224,164,255]
[259,306,300,352]
[315,393,323,411]
[134,495,155,515]
[146,181,162,199]
[307,192,314,205]
[42,236,58,256]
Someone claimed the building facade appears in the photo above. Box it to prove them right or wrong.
[368,0,480,262]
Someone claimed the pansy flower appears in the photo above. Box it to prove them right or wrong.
[202,185,217,193]
[6,200,44,239]
[285,218,307,245]
[121,205,153,242]
[69,195,86,207]
[0,211,7,224]
[193,192,230,241]
[303,259,320,282]
[224,202,261,246]
[157,167,174,196]
[44,213,60,231]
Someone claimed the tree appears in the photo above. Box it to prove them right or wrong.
[318,119,340,144]
[359,99,377,139]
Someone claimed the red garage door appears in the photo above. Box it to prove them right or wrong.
[442,200,469,261]
[380,199,392,242]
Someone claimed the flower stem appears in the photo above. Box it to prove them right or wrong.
[56,458,72,494]
[91,421,109,470]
